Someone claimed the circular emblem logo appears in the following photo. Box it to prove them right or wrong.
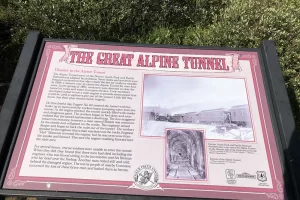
[133,165,159,190]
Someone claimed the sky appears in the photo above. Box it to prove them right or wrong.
[143,75,249,114]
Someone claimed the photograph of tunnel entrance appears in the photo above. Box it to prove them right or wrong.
[141,74,254,141]
[166,129,206,181]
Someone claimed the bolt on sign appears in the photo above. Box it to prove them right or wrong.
[0,32,299,200]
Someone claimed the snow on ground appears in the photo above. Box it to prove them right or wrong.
[141,120,254,141]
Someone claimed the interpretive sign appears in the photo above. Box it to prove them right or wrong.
[0,32,298,200]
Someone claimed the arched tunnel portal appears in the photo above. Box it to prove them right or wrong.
[166,129,206,180]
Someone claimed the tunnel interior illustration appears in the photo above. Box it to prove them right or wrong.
[166,129,206,180]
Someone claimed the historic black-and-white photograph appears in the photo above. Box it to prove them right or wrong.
[166,129,206,180]
[141,74,254,141]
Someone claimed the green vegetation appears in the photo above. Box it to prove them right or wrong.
[0,0,299,127]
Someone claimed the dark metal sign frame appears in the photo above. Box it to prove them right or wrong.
[0,31,299,200]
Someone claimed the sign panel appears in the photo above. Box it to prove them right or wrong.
[3,42,285,200]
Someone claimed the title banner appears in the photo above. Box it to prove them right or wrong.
[59,45,241,73]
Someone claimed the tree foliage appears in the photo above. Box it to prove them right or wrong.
[0,0,299,127]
